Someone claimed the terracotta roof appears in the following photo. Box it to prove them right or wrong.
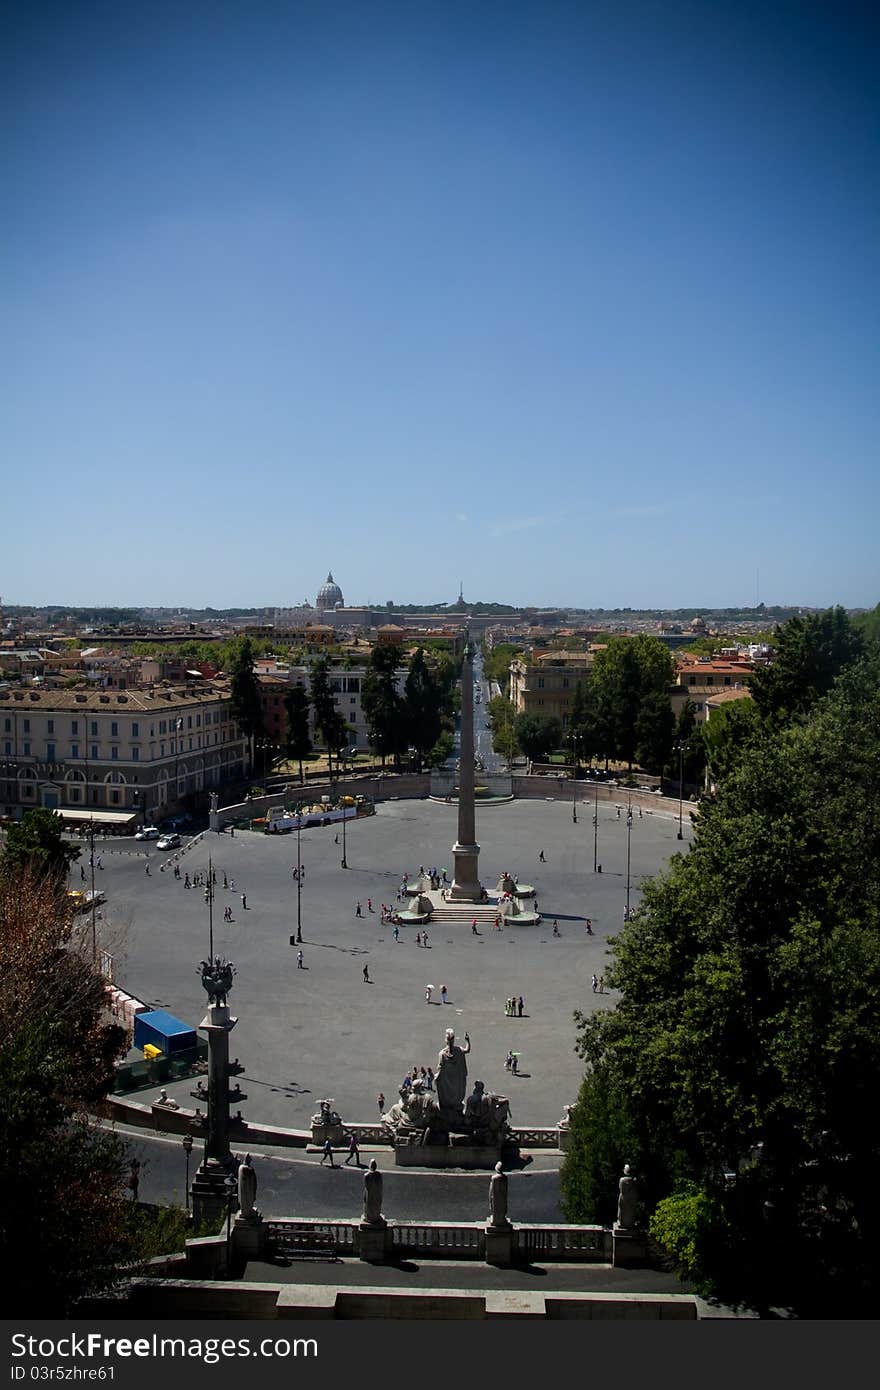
[0,684,232,711]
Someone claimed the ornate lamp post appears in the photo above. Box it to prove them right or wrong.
[182,1132,193,1213]
[592,783,599,873]
[341,798,348,869]
[625,799,634,919]
[296,814,303,942]
[676,741,686,840]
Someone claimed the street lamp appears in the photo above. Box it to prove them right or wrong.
[296,814,303,943]
[571,729,578,824]
[182,1132,194,1214]
[676,742,686,840]
[87,813,98,964]
[625,798,634,919]
[341,800,348,869]
[592,782,599,873]
[175,718,183,808]
[206,854,215,959]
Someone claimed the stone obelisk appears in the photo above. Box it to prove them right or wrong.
[449,638,483,901]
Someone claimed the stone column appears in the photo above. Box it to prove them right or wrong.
[449,640,483,901]
[190,1002,238,1225]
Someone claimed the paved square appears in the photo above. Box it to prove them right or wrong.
[93,796,689,1131]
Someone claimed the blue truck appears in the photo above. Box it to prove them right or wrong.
[133,1009,198,1056]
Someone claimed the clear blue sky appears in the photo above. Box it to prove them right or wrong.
[3,0,878,610]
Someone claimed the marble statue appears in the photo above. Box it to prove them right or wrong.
[382,1080,440,1138]
[436,1028,471,1114]
[489,1162,510,1228]
[363,1159,384,1225]
[616,1164,639,1229]
[237,1153,258,1219]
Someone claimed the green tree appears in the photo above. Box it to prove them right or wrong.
[309,657,343,779]
[591,636,674,770]
[487,695,519,766]
[404,648,443,772]
[634,689,674,775]
[749,606,864,725]
[362,646,406,770]
[0,870,136,1314]
[562,655,880,1315]
[283,683,312,783]
[513,712,562,762]
[1,807,80,883]
[700,696,760,786]
[227,637,265,773]
[851,601,880,648]
[424,729,455,769]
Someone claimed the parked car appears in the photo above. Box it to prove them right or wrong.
[134,826,161,841]
[156,833,181,850]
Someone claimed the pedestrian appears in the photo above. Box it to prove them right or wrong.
[230,878,235,890]
[539,849,545,862]
[230,827,235,837]
[145,862,150,875]
[591,973,598,993]
[377,1092,385,1112]
[356,902,363,918]
[585,918,593,935]
[363,964,370,983]
[511,1054,518,1075]
[184,873,190,889]
[597,864,602,874]
[80,866,86,882]
[617,806,621,818]
[415,931,422,947]
[368,898,374,912]
[345,1132,360,1166]
[598,974,605,993]
[505,1050,513,1071]
[518,996,524,1017]
[320,1137,334,1166]
[174,864,180,879]
[426,1067,434,1090]
[423,930,429,948]
[241,893,247,910]
[472,921,478,935]
[334,833,339,844]
[393,925,400,942]
[96,857,103,870]
[553,919,559,935]
[223,873,228,889]
[297,950,304,969]
[402,1073,412,1090]
[440,985,448,1006]
[425,984,433,1003]
[639,806,643,819]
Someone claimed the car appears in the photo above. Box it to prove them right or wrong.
[134,826,161,841]
[156,833,181,850]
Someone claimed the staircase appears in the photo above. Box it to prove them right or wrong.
[425,901,520,926]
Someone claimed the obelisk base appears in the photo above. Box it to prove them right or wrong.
[448,841,483,902]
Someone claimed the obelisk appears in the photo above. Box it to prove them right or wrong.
[449,638,483,901]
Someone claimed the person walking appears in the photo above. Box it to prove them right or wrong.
[511,1054,519,1075]
[297,950,304,969]
[345,1132,361,1166]
[440,985,448,1006]
[539,849,546,862]
[393,924,400,942]
[415,931,422,947]
[425,984,433,1003]
[320,1137,334,1167]
[363,963,371,983]
[367,898,374,912]
[553,919,560,936]
[471,921,478,935]
[223,873,228,889]
[184,873,190,889]
[585,918,593,935]
[422,930,429,948]
[377,1092,385,1113]
[145,862,150,875]
[80,866,86,882]
[426,1067,434,1090]
[598,974,605,993]
[241,893,247,910]
[518,996,524,1017]
[505,1050,513,1071]
[591,973,598,993]
[355,901,363,918]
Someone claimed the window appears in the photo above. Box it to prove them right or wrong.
[46,743,56,760]
[160,743,165,757]
[91,745,98,760]
[196,714,201,727]
[187,716,192,729]
[131,747,139,761]
[47,719,54,733]
[23,742,30,755]
[3,719,9,734]
[537,678,545,689]
[71,744,79,759]
[91,721,98,736]
[70,788,80,802]
[111,747,118,760]
[132,722,139,736]
[71,720,79,735]
[724,677,731,686]
[3,741,10,756]
[159,720,167,735]
[23,718,30,733]
[111,721,118,737]
[111,790,119,805]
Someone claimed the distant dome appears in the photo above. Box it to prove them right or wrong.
[317,572,344,610]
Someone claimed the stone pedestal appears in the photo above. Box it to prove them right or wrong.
[311,1120,345,1147]
[394,1139,504,1169]
[190,1158,236,1228]
[485,1223,514,1267]
[448,841,484,901]
[557,1124,571,1152]
[358,1221,389,1263]
[612,1226,649,1268]
[232,1212,265,1260]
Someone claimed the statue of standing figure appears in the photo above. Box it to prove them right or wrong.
[237,1153,258,1220]
[615,1164,639,1229]
[436,1028,471,1115]
[488,1162,511,1228]
[363,1159,385,1226]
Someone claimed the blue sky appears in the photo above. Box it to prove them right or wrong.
[3,0,878,610]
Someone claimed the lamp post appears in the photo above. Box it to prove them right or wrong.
[207,854,215,959]
[592,783,599,873]
[182,1132,194,1214]
[296,814,303,943]
[87,813,97,964]
[175,718,183,809]
[676,742,685,840]
[341,801,348,869]
[625,798,633,919]
[571,729,578,824]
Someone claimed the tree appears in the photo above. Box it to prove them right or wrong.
[591,635,674,771]
[424,729,455,769]
[700,696,760,787]
[227,637,265,773]
[634,689,674,775]
[561,656,880,1315]
[283,683,312,783]
[361,646,406,770]
[1,807,80,883]
[0,869,135,1314]
[404,648,443,771]
[513,712,562,762]
[309,657,344,779]
[749,606,864,725]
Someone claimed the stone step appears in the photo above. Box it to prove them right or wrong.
[426,903,514,924]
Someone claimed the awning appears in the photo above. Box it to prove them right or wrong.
[57,809,139,825]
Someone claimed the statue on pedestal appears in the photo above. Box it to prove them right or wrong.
[237,1153,259,1220]
[488,1162,511,1228]
[436,1028,471,1116]
[363,1159,385,1226]
[615,1164,639,1230]
[198,957,236,1006]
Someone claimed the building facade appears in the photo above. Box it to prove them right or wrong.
[0,685,247,825]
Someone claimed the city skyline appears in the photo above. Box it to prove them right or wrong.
[3,1,878,609]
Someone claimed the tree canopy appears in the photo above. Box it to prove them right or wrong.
[749,606,864,725]
[561,654,880,1315]
[361,646,407,770]
[1,807,80,883]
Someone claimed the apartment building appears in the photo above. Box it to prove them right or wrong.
[0,685,247,825]
[509,650,594,727]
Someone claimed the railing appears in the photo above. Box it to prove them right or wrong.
[515,1224,609,1261]
[347,1124,389,1144]
[509,1128,562,1148]
[265,1218,358,1254]
[390,1222,485,1258]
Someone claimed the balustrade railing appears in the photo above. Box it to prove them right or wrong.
[515,1224,608,1260]
[390,1222,485,1257]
